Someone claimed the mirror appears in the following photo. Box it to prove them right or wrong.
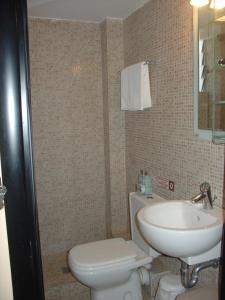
[194,6,225,142]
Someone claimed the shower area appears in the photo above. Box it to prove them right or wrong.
[28,17,128,300]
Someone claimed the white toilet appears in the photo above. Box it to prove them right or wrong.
[68,192,161,300]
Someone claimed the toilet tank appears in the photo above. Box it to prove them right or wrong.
[129,192,162,258]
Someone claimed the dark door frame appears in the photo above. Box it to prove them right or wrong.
[0,0,45,299]
[220,155,225,299]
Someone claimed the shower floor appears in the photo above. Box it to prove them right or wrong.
[42,252,90,300]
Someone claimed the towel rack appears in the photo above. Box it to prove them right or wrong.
[144,60,157,65]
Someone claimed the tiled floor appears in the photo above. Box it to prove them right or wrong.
[42,252,74,288]
[42,252,90,300]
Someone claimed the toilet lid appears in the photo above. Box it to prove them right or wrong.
[69,238,136,269]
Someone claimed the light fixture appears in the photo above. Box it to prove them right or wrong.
[216,15,225,20]
[210,0,225,9]
[190,0,209,7]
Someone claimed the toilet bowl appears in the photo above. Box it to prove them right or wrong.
[68,238,152,300]
[68,192,162,300]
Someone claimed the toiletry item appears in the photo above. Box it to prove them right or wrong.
[143,171,152,198]
[138,170,144,193]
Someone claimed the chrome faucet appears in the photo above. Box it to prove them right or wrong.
[191,182,213,209]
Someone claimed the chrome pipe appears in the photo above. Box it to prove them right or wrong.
[180,259,220,288]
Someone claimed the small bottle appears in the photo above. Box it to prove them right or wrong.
[138,170,144,193]
[143,171,153,198]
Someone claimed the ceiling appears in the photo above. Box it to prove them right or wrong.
[27,0,150,22]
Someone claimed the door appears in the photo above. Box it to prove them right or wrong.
[0,204,14,300]
[0,0,45,299]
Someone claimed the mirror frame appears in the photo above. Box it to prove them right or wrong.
[193,7,225,142]
[193,7,213,140]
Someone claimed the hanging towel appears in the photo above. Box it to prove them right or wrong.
[121,62,152,111]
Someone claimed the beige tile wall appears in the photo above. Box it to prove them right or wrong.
[100,19,128,237]
[29,18,107,256]
[100,20,112,238]
[28,0,225,295]
[29,17,128,299]
[123,0,224,289]
[29,17,128,255]
[124,0,224,206]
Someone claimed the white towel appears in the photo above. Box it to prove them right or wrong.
[121,62,152,111]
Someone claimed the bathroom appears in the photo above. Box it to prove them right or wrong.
[28,0,225,298]
[0,0,224,299]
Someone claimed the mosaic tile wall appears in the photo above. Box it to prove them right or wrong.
[29,18,107,256]
[100,19,128,237]
[124,0,224,206]
[123,0,224,290]
[29,17,128,300]
[28,1,225,296]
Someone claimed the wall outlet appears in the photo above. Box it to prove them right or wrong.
[154,177,175,192]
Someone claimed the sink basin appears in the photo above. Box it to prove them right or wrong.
[137,201,223,258]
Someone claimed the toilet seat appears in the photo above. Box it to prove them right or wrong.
[69,238,137,272]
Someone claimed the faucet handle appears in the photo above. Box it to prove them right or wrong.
[200,182,211,193]
[200,182,213,209]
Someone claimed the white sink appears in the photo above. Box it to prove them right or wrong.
[137,201,223,258]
